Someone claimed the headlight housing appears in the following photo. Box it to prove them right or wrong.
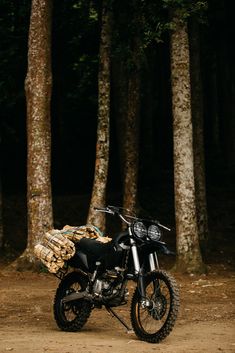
[133,221,147,239]
[147,224,162,241]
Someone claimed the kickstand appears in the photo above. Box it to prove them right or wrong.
[105,306,133,333]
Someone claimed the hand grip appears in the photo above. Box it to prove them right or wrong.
[94,206,107,212]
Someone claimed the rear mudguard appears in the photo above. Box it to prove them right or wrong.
[67,250,90,272]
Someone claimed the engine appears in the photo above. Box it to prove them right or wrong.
[92,267,128,305]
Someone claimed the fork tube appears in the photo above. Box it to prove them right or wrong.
[154,251,159,269]
[130,239,145,298]
[130,238,145,299]
[129,233,146,298]
[130,238,140,274]
[149,252,160,271]
[149,253,156,271]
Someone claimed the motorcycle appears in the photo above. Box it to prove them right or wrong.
[53,205,179,343]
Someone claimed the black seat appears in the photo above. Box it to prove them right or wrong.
[76,237,111,258]
[75,235,127,270]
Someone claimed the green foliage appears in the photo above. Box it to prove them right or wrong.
[0,0,30,132]
[52,0,99,104]
[0,1,30,93]
[0,0,208,131]
[162,0,208,21]
[112,0,167,71]
[111,0,207,72]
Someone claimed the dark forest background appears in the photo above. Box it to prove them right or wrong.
[0,0,234,262]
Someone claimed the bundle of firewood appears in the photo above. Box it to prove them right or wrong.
[61,224,112,243]
[34,230,76,273]
[34,225,112,274]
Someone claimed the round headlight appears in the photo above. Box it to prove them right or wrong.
[148,224,161,241]
[133,221,147,239]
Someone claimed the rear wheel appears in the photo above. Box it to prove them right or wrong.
[53,271,92,332]
[131,270,179,343]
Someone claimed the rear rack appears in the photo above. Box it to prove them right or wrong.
[54,266,68,280]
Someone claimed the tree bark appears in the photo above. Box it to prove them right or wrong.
[123,68,140,216]
[18,0,53,269]
[216,25,235,170]
[112,57,128,182]
[122,4,141,217]
[189,18,209,245]
[141,47,156,180]
[170,12,205,274]
[87,0,111,231]
[0,177,3,250]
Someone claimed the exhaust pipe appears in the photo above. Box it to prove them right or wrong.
[62,291,92,303]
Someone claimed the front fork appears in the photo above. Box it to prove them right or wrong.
[130,238,159,301]
[149,252,159,271]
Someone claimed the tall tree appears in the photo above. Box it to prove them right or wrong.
[170,10,205,273]
[19,0,53,268]
[122,2,141,216]
[123,62,141,216]
[112,57,128,182]
[215,1,235,170]
[87,0,111,231]
[189,18,209,245]
[0,177,3,250]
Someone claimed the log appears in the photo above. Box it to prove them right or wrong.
[96,236,112,243]
[40,258,64,273]
[44,231,74,249]
[61,225,111,243]
[34,244,57,262]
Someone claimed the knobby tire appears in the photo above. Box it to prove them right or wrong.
[53,271,92,332]
[130,270,179,343]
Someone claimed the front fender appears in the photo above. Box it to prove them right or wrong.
[155,241,175,255]
[141,241,175,256]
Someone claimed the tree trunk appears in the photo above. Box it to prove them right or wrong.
[123,68,140,216]
[112,57,128,182]
[18,0,53,269]
[189,18,209,246]
[141,47,156,181]
[216,24,235,170]
[0,177,3,250]
[122,4,141,217]
[207,53,221,161]
[87,1,111,231]
[170,11,205,274]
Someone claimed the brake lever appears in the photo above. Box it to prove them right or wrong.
[158,222,171,231]
[94,206,114,215]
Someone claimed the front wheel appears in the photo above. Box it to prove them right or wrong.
[131,270,179,343]
[53,271,92,332]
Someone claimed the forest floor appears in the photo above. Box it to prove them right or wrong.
[0,264,234,353]
[1,182,235,353]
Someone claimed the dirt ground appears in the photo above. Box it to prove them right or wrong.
[0,265,234,353]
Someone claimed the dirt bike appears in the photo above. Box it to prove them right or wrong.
[53,205,179,343]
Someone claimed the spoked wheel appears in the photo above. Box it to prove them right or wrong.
[53,271,92,332]
[131,270,179,343]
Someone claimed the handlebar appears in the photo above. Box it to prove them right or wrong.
[94,206,111,213]
[94,205,171,231]
[94,206,131,224]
